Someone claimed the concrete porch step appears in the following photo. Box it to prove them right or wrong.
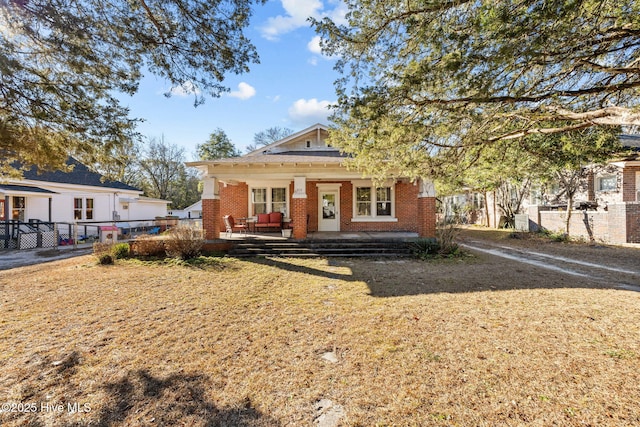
[227,239,415,258]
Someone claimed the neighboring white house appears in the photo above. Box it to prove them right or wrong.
[169,200,202,219]
[0,158,170,224]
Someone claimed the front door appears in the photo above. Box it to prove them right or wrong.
[318,190,340,231]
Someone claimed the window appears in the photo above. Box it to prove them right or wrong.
[74,197,94,220]
[598,175,617,191]
[86,198,94,220]
[74,198,83,220]
[251,188,267,215]
[271,188,286,213]
[356,187,371,216]
[251,187,288,216]
[0,200,5,220]
[12,196,25,221]
[355,185,394,218]
[376,187,391,216]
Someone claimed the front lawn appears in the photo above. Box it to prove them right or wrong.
[1,254,639,426]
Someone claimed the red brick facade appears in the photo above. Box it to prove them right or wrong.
[622,166,640,202]
[203,178,437,239]
[201,198,220,240]
[291,197,308,239]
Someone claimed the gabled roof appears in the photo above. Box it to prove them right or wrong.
[20,158,140,192]
[0,184,57,195]
[245,123,331,157]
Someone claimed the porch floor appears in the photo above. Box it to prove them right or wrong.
[220,231,419,241]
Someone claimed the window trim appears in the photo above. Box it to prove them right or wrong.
[12,196,26,221]
[74,197,95,220]
[249,185,289,216]
[351,180,398,222]
[597,175,617,192]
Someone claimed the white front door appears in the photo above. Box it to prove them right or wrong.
[318,190,340,231]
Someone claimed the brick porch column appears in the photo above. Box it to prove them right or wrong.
[201,175,221,240]
[292,176,307,239]
[418,178,437,238]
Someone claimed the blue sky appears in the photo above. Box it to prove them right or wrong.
[122,0,346,159]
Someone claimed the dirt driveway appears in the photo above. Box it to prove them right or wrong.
[457,227,640,291]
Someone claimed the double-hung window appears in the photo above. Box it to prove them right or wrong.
[12,196,25,221]
[74,197,95,220]
[353,182,395,221]
[251,187,288,215]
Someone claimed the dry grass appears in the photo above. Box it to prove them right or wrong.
[1,251,640,426]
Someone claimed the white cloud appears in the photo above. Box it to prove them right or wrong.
[260,0,346,40]
[168,81,201,97]
[307,36,323,55]
[288,98,334,126]
[228,82,256,100]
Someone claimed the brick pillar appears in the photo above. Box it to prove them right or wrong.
[292,176,307,239]
[292,197,308,239]
[201,175,221,240]
[417,178,437,238]
[202,198,221,240]
[418,196,436,238]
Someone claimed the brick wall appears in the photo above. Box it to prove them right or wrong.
[622,166,640,202]
[201,198,220,240]
[625,202,640,243]
[213,179,434,235]
[533,203,640,244]
[219,183,248,231]
[291,197,307,239]
[417,196,437,238]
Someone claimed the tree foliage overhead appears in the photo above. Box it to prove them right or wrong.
[196,128,241,160]
[0,0,264,174]
[314,0,640,179]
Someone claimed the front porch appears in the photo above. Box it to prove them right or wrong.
[218,230,419,241]
[216,231,419,258]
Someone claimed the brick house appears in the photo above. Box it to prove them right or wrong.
[187,124,437,240]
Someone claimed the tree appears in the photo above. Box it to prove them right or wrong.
[138,136,187,202]
[313,0,640,180]
[0,0,265,174]
[196,129,241,160]
[442,126,621,231]
[522,126,621,235]
[246,126,293,152]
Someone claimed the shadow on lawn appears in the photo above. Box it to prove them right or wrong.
[240,255,618,298]
[0,366,278,427]
[65,369,280,427]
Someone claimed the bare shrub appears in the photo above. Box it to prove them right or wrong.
[92,242,114,265]
[131,235,166,257]
[437,221,460,255]
[164,225,204,260]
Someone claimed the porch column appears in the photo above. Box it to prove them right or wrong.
[201,176,221,240]
[418,179,437,238]
[292,176,307,239]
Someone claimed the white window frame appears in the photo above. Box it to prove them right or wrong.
[74,197,94,220]
[597,175,617,192]
[248,185,289,217]
[351,180,397,222]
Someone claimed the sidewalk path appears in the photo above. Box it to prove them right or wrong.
[0,246,93,271]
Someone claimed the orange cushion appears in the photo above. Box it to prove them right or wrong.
[269,212,282,223]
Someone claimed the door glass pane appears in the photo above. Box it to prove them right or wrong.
[322,194,336,219]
